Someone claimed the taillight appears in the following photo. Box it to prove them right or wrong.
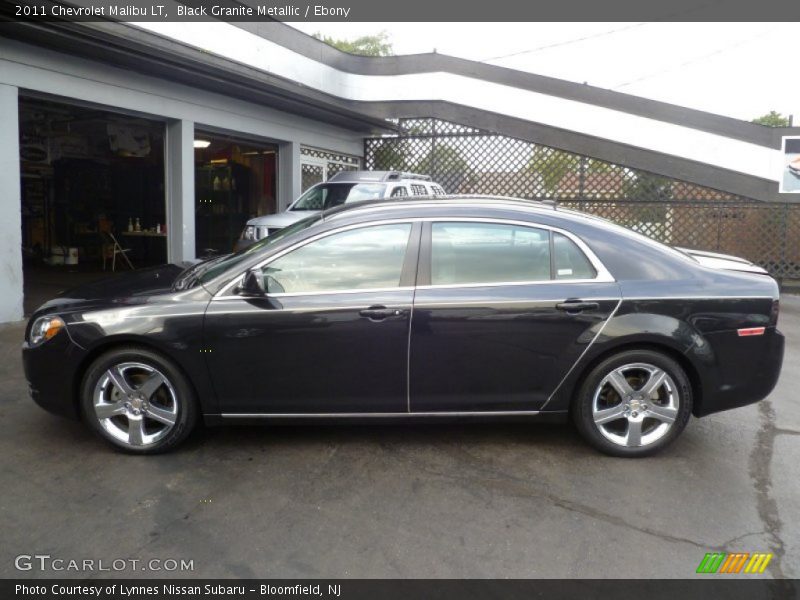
[770,299,780,327]
[738,327,765,337]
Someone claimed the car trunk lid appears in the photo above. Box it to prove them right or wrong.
[676,247,768,275]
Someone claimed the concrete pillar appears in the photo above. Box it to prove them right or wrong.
[278,141,302,211]
[165,119,195,262]
[0,85,23,323]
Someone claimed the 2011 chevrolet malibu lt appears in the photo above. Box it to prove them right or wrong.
[23,197,784,457]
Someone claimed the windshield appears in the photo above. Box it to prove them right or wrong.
[175,214,323,289]
[291,183,386,211]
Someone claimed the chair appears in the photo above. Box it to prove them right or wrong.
[100,231,134,271]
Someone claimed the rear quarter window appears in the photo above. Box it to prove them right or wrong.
[553,232,597,279]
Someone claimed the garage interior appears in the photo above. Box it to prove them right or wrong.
[194,131,278,256]
[19,97,167,315]
[18,101,283,315]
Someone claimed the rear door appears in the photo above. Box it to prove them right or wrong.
[409,219,620,413]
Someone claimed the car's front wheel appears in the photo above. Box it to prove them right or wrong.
[572,349,692,457]
[80,347,197,454]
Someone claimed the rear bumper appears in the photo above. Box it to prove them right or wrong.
[22,330,86,420]
[694,327,784,417]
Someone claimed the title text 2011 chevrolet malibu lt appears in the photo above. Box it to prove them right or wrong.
[23,197,784,457]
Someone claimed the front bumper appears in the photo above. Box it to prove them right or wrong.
[22,329,86,420]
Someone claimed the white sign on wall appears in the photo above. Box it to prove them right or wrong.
[780,136,800,193]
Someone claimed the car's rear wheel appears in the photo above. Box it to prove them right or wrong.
[572,349,692,457]
[80,347,197,454]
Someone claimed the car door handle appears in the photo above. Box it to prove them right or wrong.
[359,306,407,320]
[556,300,600,313]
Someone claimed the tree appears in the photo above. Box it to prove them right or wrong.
[313,31,393,57]
[524,148,615,197]
[752,111,791,127]
[622,173,672,202]
[370,141,408,171]
[413,144,471,191]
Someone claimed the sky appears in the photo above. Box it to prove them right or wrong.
[289,22,799,123]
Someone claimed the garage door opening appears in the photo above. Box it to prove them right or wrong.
[19,97,166,315]
[194,132,278,256]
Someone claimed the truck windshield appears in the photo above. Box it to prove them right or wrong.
[291,183,386,211]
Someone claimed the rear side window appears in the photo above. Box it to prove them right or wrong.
[431,223,551,285]
[553,232,597,280]
[430,223,598,286]
[391,186,408,197]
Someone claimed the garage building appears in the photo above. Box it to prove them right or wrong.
[0,20,798,323]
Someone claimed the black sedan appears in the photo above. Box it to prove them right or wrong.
[23,197,784,457]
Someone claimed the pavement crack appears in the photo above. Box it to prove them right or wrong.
[719,530,767,551]
[774,427,800,437]
[748,399,792,588]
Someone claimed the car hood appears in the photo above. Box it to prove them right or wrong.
[247,210,319,228]
[33,263,188,315]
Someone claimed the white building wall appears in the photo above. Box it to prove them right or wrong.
[0,37,365,322]
[0,84,23,323]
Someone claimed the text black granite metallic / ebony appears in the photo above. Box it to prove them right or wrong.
[23,197,784,456]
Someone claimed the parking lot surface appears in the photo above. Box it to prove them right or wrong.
[1,297,799,579]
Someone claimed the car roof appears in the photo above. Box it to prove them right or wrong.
[320,194,576,224]
[318,194,700,269]
[326,170,434,184]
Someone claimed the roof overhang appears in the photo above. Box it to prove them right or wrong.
[0,20,396,134]
[3,18,800,201]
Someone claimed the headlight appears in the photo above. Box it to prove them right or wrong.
[29,315,65,346]
[241,225,256,241]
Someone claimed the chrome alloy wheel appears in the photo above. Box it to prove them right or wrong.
[92,362,178,449]
[591,362,679,448]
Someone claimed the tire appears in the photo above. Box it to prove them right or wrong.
[572,349,692,457]
[80,346,197,454]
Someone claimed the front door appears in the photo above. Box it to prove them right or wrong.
[203,222,420,414]
[409,220,620,412]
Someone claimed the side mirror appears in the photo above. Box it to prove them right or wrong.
[239,268,266,296]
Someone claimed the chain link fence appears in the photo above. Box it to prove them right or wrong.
[365,118,800,282]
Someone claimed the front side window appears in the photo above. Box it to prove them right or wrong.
[262,223,412,294]
[431,222,551,285]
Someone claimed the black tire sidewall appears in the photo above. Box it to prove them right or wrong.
[572,349,692,457]
[80,346,197,454]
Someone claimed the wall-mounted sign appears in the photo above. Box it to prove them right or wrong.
[780,136,800,193]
